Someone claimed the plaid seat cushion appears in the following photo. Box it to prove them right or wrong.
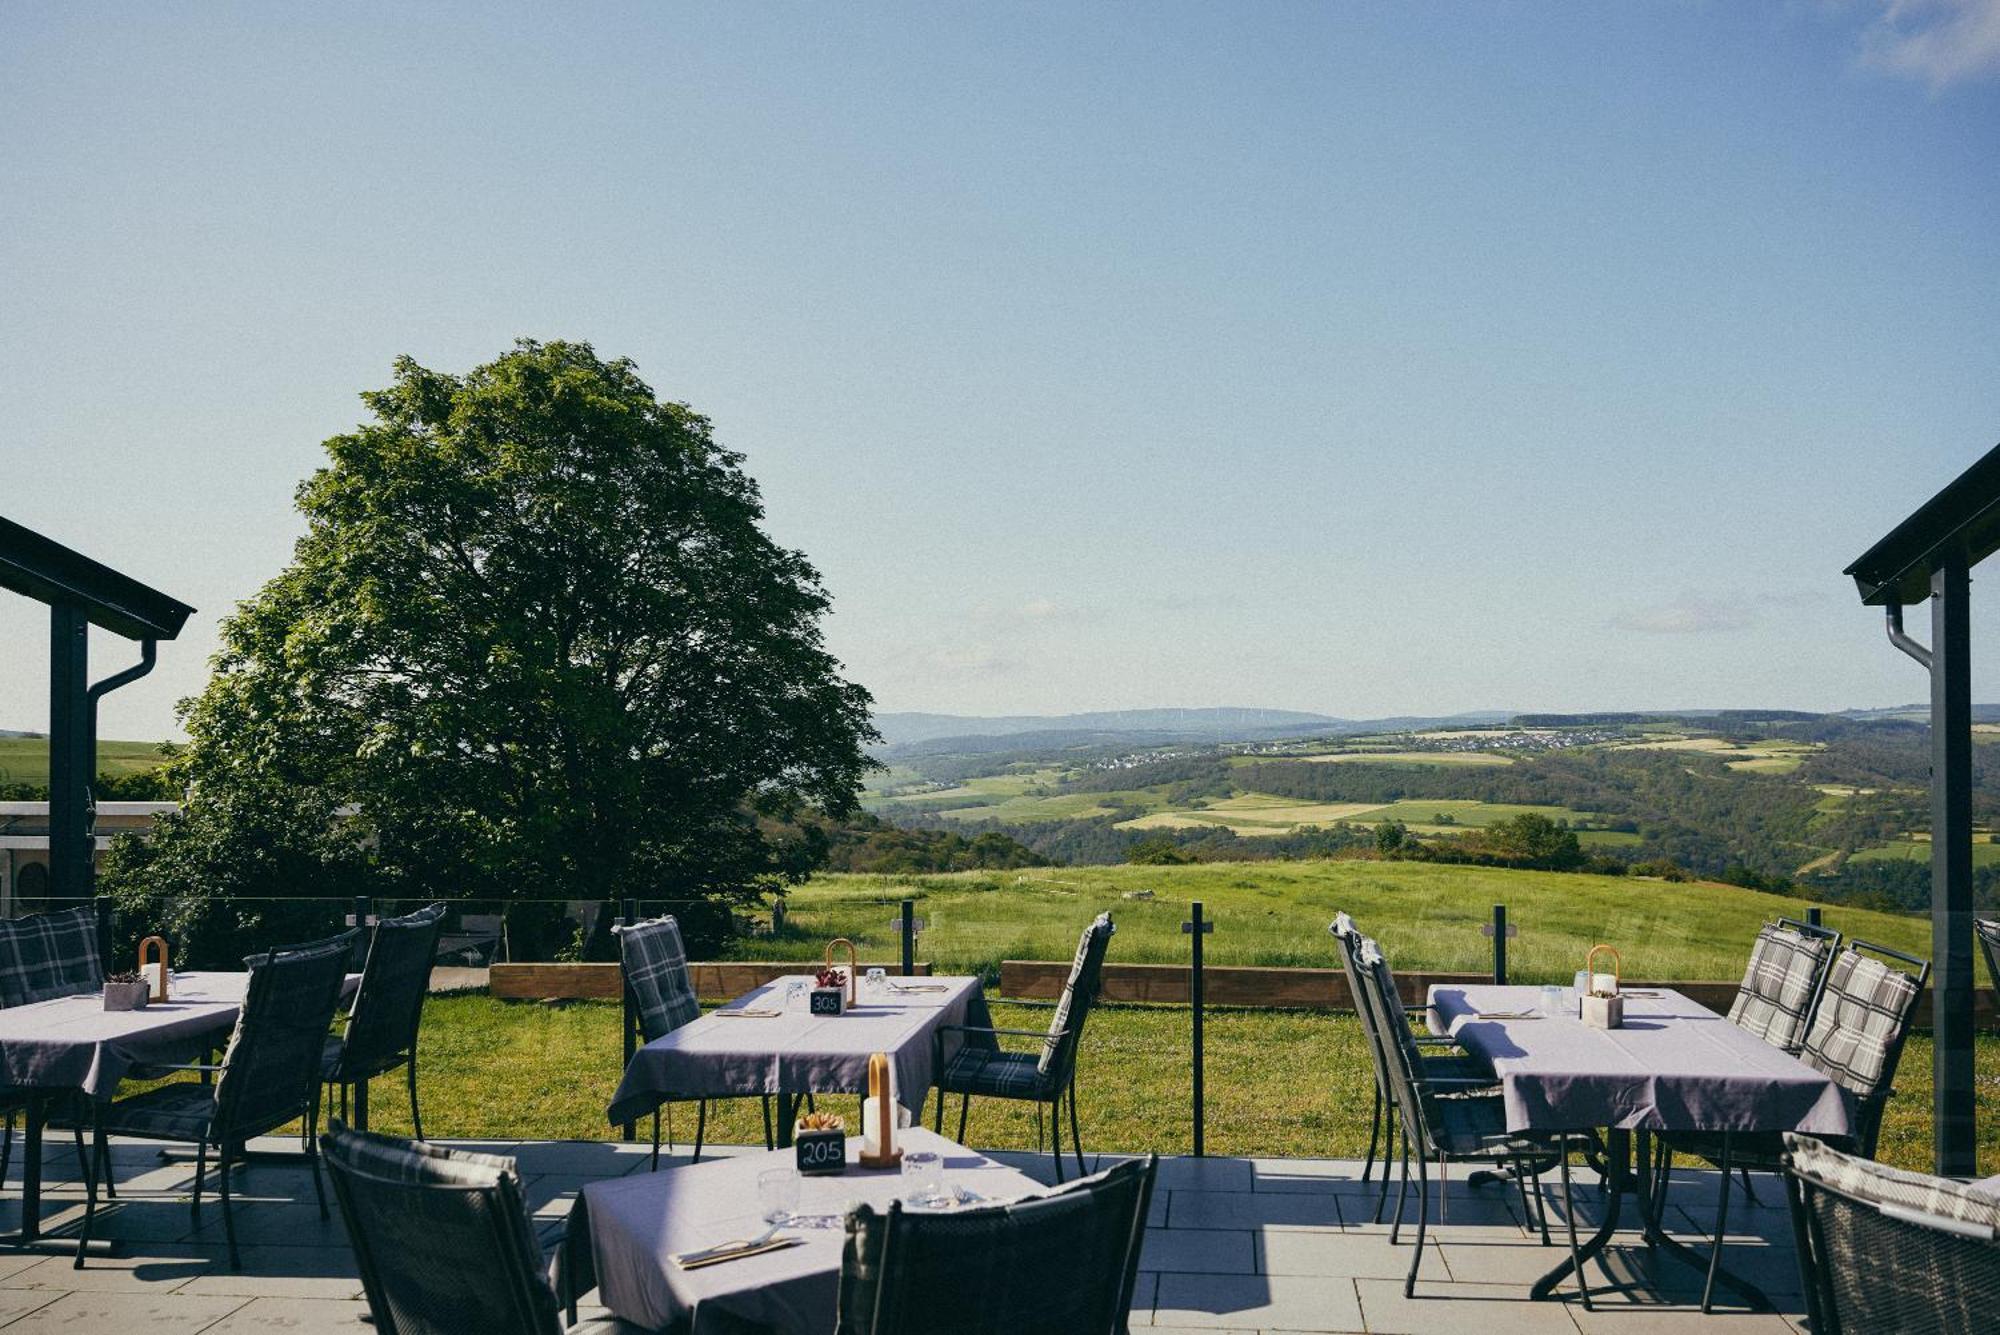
[1727,924,1831,1053]
[1039,912,1113,1078]
[0,905,103,1007]
[326,1118,523,1190]
[617,916,701,1043]
[939,1045,1055,1100]
[94,1083,218,1143]
[1802,949,1923,1102]
[1785,1132,2000,1235]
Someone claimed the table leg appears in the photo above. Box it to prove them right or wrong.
[775,1093,800,1147]
[1531,1128,1627,1300]
[18,1094,43,1245]
[1630,1134,1774,1312]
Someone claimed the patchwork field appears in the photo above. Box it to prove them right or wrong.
[1295,749,1514,766]
[0,737,171,788]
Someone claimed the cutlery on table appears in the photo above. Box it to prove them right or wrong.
[673,1224,802,1269]
[714,1008,783,1019]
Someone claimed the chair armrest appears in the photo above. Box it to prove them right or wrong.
[149,1062,226,1074]
[935,1024,1066,1041]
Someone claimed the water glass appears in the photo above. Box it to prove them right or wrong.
[901,1150,948,1208]
[1540,984,1565,1017]
[784,979,808,1012]
[757,1167,800,1225]
[1572,969,1590,1004]
[866,966,887,997]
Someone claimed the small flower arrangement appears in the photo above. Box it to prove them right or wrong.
[810,966,849,1016]
[797,1111,846,1132]
[795,1109,848,1175]
[815,966,847,990]
[103,970,150,1012]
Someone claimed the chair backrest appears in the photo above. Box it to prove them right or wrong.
[1038,912,1114,1083]
[341,903,447,1075]
[1799,939,1929,1155]
[0,902,103,1007]
[1329,914,1394,1104]
[214,930,358,1145]
[1727,918,1840,1055]
[1353,937,1441,1154]
[1977,918,2000,1000]
[323,1120,561,1335]
[1783,1132,2000,1335]
[617,915,701,1043]
[836,1153,1156,1335]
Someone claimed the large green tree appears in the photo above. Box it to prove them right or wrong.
[106,340,876,963]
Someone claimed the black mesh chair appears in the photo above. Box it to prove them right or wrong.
[324,902,446,1137]
[1783,1132,2000,1335]
[617,914,774,1167]
[1329,913,1496,1218]
[324,1120,639,1335]
[1725,917,1840,1055]
[71,929,359,1269]
[836,1153,1157,1335]
[1654,938,1929,1311]
[1354,938,1591,1302]
[933,912,1112,1183]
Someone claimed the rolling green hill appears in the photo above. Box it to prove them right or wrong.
[753,858,1930,983]
[0,737,172,789]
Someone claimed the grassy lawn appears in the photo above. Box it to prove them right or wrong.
[347,993,2000,1177]
[0,737,170,788]
[752,862,1934,982]
[1852,837,2000,867]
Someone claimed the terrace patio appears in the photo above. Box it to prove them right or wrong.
[0,1133,1808,1334]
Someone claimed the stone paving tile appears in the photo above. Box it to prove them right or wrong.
[1259,1227,1441,1279]
[1168,1190,1344,1231]
[0,1290,248,1332]
[0,1290,61,1325]
[1354,1277,1585,1335]
[1140,1227,1256,1275]
[1151,1273,1367,1331]
[1568,1305,1799,1334]
[1156,1157,1257,1193]
[6,1247,211,1294]
[174,1246,363,1301]
[197,1296,375,1332]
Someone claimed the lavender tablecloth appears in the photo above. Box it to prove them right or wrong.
[1426,984,1854,1139]
[574,1127,1044,1335]
[607,976,991,1128]
[0,971,358,1099]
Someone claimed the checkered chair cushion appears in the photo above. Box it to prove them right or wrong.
[617,916,701,1043]
[0,904,103,1007]
[1802,948,1924,1104]
[331,902,445,1081]
[1728,923,1833,1054]
[1039,912,1113,1081]
[939,1045,1055,1101]
[92,1083,217,1142]
[212,932,357,1144]
[1785,1133,2000,1235]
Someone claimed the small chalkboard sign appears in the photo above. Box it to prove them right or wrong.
[795,1127,846,1175]
[809,987,845,1016]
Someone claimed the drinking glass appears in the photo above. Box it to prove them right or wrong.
[901,1150,947,1208]
[1572,969,1590,1005]
[757,1167,800,1225]
[1540,984,1565,1017]
[784,979,808,1012]
[866,966,887,997]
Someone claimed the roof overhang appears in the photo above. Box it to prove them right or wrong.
[0,515,194,640]
[1845,441,2000,607]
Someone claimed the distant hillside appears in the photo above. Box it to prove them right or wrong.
[873,708,1514,751]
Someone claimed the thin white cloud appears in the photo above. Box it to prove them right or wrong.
[1613,596,1755,635]
[926,642,1017,675]
[1859,0,2000,88]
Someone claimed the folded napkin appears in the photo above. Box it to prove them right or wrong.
[672,1236,803,1270]
[890,983,949,994]
[715,1008,783,1019]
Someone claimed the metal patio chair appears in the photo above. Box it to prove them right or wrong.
[1355,937,1591,1302]
[1977,916,2000,1002]
[324,1119,639,1335]
[617,914,774,1167]
[1654,938,1929,1312]
[1329,912,1497,1218]
[71,929,359,1269]
[1782,1131,2000,1335]
[836,1153,1157,1335]
[933,912,1113,1183]
[324,902,447,1138]
[0,902,104,1195]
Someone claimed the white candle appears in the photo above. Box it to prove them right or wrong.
[141,962,166,999]
[1590,972,1617,996]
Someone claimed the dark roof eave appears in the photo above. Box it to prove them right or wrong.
[1845,441,2000,607]
[0,516,195,640]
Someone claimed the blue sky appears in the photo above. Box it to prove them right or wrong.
[3,3,1999,738]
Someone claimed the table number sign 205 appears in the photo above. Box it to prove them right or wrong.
[794,1124,847,1176]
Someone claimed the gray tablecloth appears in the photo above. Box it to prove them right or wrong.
[607,976,991,1128]
[574,1126,1044,1335]
[0,971,357,1099]
[1426,984,1854,1138]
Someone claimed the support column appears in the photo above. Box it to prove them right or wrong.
[1930,550,1976,1176]
[47,604,90,901]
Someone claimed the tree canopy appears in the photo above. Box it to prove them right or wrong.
[107,340,876,962]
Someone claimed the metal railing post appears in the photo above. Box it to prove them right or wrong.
[1492,904,1508,985]
[1807,906,1823,931]
[619,896,637,1142]
[1182,901,1212,1156]
[900,899,915,976]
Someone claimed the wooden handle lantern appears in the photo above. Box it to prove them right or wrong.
[138,936,171,1003]
[1585,943,1622,997]
[824,937,859,1007]
[858,1051,902,1169]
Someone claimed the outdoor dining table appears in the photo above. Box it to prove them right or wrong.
[0,970,357,1247]
[1427,982,1855,1308]
[567,1126,1044,1335]
[606,975,991,1146]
